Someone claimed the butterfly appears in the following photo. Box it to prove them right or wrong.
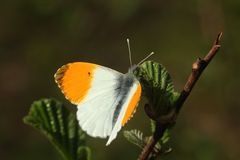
[54,39,154,145]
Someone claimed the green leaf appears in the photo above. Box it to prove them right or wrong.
[23,98,91,160]
[77,146,91,160]
[123,129,145,148]
[134,61,180,118]
[150,119,156,133]
[160,129,170,144]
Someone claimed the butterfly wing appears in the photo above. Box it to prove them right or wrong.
[55,62,141,145]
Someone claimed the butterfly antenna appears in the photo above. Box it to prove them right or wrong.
[137,52,155,66]
[127,38,133,67]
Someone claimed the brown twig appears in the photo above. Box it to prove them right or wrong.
[176,32,222,113]
[138,123,166,160]
[138,32,222,160]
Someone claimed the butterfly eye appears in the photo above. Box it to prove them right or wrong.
[88,72,91,76]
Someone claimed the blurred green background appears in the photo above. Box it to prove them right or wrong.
[0,0,239,160]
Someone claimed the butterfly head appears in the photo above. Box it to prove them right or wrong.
[128,64,138,74]
[126,38,154,75]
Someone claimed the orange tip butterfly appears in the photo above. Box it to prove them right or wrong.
[54,39,154,145]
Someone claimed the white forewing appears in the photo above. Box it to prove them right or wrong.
[81,66,121,102]
[77,66,122,138]
[77,65,140,145]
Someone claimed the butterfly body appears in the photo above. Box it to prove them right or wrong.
[55,62,141,145]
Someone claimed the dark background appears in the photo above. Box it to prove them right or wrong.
[0,0,239,160]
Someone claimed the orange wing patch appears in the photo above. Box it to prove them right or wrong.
[121,83,141,126]
[54,62,97,104]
